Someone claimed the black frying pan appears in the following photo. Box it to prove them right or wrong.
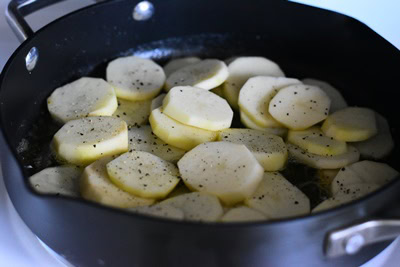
[1,0,400,266]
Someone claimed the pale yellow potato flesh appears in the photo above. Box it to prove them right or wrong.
[218,128,287,171]
[287,144,359,169]
[113,98,151,126]
[331,160,398,195]
[238,76,300,128]
[107,151,180,199]
[29,165,81,197]
[162,86,233,131]
[287,127,347,156]
[223,57,285,109]
[269,84,331,130]
[163,57,201,77]
[178,141,264,205]
[80,157,154,208]
[149,107,218,151]
[128,203,184,220]
[53,116,128,166]
[220,206,267,222]
[106,56,165,101]
[245,172,310,219]
[150,93,166,111]
[47,77,118,123]
[240,111,287,137]
[321,107,377,142]
[128,125,185,163]
[159,192,223,222]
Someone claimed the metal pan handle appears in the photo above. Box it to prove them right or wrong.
[6,0,104,42]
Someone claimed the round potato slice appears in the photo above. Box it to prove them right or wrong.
[113,98,151,126]
[245,172,310,219]
[47,77,118,123]
[128,204,184,220]
[177,141,264,205]
[223,57,285,109]
[159,192,224,222]
[331,160,398,195]
[162,86,233,131]
[163,57,201,77]
[240,111,288,137]
[149,107,218,151]
[80,156,154,208]
[218,128,287,171]
[106,56,165,101]
[107,151,180,199]
[352,113,394,159]
[220,206,267,222]
[321,107,377,142]
[29,165,81,197]
[287,144,359,169]
[165,59,228,91]
[269,84,331,130]
[150,93,166,111]
[128,125,185,163]
[287,127,347,156]
[302,78,347,113]
[238,76,301,128]
[53,116,128,166]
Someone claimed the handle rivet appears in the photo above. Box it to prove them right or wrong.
[344,234,365,254]
[133,1,154,21]
[25,47,38,72]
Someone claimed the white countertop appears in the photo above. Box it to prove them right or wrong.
[1,0,400,266]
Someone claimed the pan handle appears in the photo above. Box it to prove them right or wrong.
[5,0,104,42]
[325,219,400,258]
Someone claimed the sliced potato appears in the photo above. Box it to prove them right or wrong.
[167,182,191,198]
[240,111,288,137]
[312,183,380,213]
[352,113,394,159]
[107,151,180,199]
[29,165,81,197]
[106,56,165,101]
[53,116,128,165]
[128,125,185,163]
[302,78,347,113]
[162,86,233,131]
[316,169,339,193]
[331,160,398,195]
[128,204,184,220]
[287,144,359,169]
[178,141,264,205]
[159,192,223,222]
[149,107,218,151]
[269,84,331,130]
[163,57,201,77]
[287,127,347,156]
[321,107,377,142]
[218,128,287,171]
[80,157,154,208]
[238,76,301,128]
[223,57,285,109]
[220,206,267,222]
[245,172,310,219]
[113,98,151,126]
[47,77,118,123]
[150,93,166,111]
[165,59,228,91]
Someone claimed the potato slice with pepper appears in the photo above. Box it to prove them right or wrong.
[80,157,154,208]
[245,172,310,219]
[47,77,118,123]
[178,141,264,205]
[107,151,180,199]
[218,128,287,171]
[107,56,165,101]
[220,206,267,222]
[162,86,233,131]
[53,116,128,165]
[149,107,217,151]
[240,111,287,137]
[113,98,151,126]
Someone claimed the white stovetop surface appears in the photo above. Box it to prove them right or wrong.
[1,0,400,266]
